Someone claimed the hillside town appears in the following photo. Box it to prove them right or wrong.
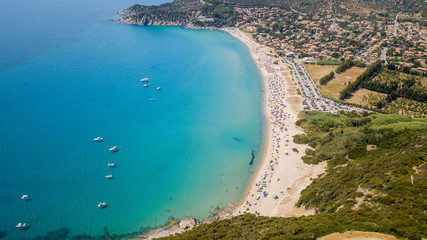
[233,7,426,74]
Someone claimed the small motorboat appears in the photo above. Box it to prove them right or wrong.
[140,77,149,82]
[149,98,154,101]
[93,137,103,142]
[107,163,116,168]
[98,202,108,209]
[105,175,113,179]
[21,195,29,200]
[156,87,161,91]
[109,146,118,152]
[143,83,150,87]
[16,223,29,229]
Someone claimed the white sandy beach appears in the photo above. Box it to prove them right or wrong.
[140,28,327,240]
[223,28,326,217]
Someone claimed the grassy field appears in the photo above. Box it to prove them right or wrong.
[304,64,337,83]
[318,231,398,240]
[347,88,386,106]
[304,65,427,117]
[305,64,366,100]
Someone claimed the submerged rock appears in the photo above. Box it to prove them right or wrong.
[0,231,6,240]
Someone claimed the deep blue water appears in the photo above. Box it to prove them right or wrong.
[0,0,265,239]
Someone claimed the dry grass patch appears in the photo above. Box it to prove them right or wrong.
[348,88,386,106]
[304,64,337,83]
[318,231,398,240]
[320,67,366,99]
[305,65,366,99]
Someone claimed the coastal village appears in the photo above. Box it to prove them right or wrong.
[114,1,427,239]
[232,7,427,74]
[224,6,426,217]
[5,0,425,239]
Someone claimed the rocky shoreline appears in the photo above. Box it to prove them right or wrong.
[117,4,196,28]
[115,1,221,30]
[116,12,217,30]
[135,205,236,239]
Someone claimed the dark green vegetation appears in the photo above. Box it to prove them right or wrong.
[315,59,342,65]
[160,112,426,240]
[362,69,427,104]
[339,61,383,100]
[319,71,335,85]
[335,59,354,74]
[120,0,238,27]
[358,69,427,117]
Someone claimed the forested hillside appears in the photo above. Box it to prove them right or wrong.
[160,112,427,240]
[119,0,426,28]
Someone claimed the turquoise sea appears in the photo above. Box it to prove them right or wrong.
[0,0,265,239]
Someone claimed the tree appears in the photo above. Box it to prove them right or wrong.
[320,71,335,85]
[336,59,354,74]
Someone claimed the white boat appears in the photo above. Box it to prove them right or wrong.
[16,223,29,229]
[93,137,103,142]
[156,87,161,91]
[21,195,29,200]
[149,98,154,101]
[105,174,113,179]
[140,77,149,82]
[107,163,116,168]
[109,146,118,152]
[98,202,108,208]
[143,83,150,87]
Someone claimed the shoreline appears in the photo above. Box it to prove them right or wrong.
[222,27,326,217]
[135,27,326,239]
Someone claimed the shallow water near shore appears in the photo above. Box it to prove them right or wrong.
[0,1,265,239]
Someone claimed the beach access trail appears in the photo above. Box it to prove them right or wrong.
[223,28,326,217]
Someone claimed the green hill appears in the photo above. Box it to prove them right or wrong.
[119,0,426,27]
[159,112,427,240]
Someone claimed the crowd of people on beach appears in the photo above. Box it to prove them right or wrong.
[227,28,292,216]
[227,27,367,216]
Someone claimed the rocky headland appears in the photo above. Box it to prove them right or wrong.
[117,0,239,28]
[137,206,236,239]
